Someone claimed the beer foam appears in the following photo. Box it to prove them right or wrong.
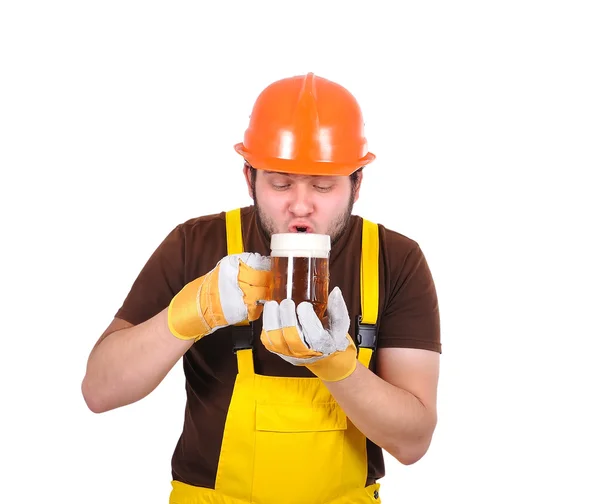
[270,233,331,258]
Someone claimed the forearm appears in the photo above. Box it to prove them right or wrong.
[82,308,193,413]
[323,362,436,465]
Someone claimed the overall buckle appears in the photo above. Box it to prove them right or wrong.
[355,316,378,350]
[232,323,254,353]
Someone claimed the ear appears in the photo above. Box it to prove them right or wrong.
[242,163,253,199]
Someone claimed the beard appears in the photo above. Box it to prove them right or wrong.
[253,187,356,247]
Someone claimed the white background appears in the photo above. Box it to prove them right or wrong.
[1,1,599,502]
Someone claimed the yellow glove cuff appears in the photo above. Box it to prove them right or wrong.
[307,335,358,382]
[167,270,225,341]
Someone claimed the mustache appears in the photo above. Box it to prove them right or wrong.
[254,208,354,248]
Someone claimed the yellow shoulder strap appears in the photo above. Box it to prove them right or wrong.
[225,208,244,255]
[360,218,379,325]
[358,218,379,368]
[225,208,254,375]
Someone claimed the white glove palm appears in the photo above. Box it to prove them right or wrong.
[260,287,357,381]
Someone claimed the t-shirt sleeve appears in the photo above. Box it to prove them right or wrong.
[114,225,186,326]
[377,243,441,353]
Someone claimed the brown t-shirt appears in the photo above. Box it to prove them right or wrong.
[115,205,441,487]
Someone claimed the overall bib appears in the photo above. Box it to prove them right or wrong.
[170,209,381,504]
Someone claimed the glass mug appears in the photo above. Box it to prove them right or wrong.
[269,233,331,320]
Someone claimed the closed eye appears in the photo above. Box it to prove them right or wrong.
[314,185,333,192]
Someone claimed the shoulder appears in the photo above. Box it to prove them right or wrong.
[176,205,253,235]
[172,206,256,279]
[172,207,249,246]
[379,224,420,254]
[360,217,437,309]
[358,216,423,267]
[356,214,419,248]
[151,212,227,259]
[177,210,227,235]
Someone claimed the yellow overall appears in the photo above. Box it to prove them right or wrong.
[170,208,381,504]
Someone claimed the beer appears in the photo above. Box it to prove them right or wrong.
[270,233,331,320]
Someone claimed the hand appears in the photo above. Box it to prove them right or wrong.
[260,287,357,382]
[168,252,271,341]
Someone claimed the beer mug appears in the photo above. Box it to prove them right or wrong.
[270,233,331,320]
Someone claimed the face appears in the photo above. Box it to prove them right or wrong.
[244,166,362,244]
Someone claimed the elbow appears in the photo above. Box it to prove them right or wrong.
[395,447,427,466]
[389,419,437,466]
[81,377,111,414]
[389,437,432,466]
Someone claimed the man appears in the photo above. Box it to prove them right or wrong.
[82,72,441,504]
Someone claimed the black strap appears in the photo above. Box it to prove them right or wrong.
[232,323,254,353]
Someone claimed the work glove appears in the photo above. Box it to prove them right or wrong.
[168,252,271,341]
[260,287,358,382]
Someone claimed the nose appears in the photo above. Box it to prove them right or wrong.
[288,184,314,217]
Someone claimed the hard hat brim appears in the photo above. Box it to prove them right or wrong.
[234,143,375,177]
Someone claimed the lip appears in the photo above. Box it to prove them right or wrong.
[288,222,314,233]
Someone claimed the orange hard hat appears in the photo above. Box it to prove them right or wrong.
[234,73,375,176]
